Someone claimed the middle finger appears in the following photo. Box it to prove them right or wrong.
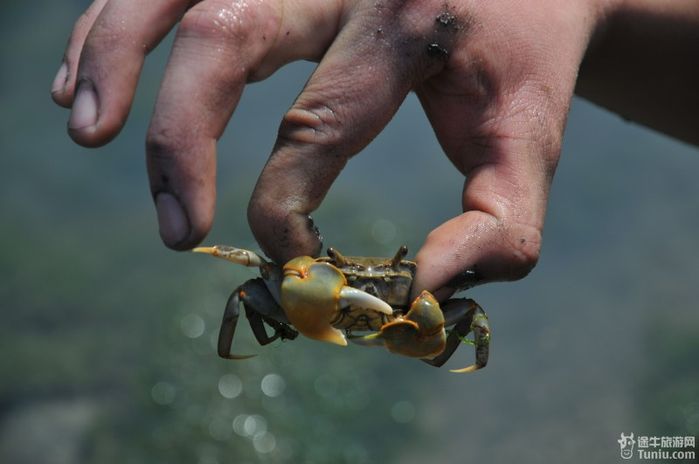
[146,0,342,249]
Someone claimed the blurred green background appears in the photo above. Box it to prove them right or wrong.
[1,2,697,463]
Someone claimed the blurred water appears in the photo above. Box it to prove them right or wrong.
[1,2,697,463]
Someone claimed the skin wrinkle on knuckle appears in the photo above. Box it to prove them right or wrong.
[440,57,495,103]
[178,0,266,45]
[249,189,302,226]
[269,3,475,152]
[146,133,179,167]
[278,103,345,149]
[503,97,565,179]
[146,129,195,189]
[460,104,560,206]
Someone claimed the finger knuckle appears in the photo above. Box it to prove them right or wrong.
[516,82,568,168]
[146,128,184,167]
[277,102,346,149]
[248,194,284,227]
[179,0,259,43]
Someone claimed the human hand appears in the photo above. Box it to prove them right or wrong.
[50,0,697,298]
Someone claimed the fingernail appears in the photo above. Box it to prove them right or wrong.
[51,62,68,95]
[69,80,98,130]
[156,193,190,247]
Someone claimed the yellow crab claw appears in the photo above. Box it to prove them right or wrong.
[404,291,445,334]
[281,257,347,346]
[192,245,265,267]
[281,257,392,347]
[356,290,446,359]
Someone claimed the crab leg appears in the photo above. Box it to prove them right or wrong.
[349,291,447,359]
[193,245,267,268]
[423,299,490,373]
[219,279,297,360]
[390,245,408,269]
[218,285,256,360]
[281,256,393,347]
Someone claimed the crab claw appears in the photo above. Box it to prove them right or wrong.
[351,290,446,359]
[192,245,266,268]
[338,287,393,316]
[281,257,392,347]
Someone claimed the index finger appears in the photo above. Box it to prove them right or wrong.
[248,5,459,263]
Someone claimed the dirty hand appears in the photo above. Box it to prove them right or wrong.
[51,0,698,298]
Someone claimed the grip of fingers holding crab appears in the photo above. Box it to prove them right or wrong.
[55,0,579,371]
[249,2,568,309]
[239,2,573,372]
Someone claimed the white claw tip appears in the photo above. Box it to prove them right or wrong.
[339,287,393,315]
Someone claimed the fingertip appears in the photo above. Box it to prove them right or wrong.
[411,244,447,300]
[155,192,214,251]
[247,197,322,264]
[54,0,110,108]
[412,211,544,300]
[67,125,118,148]
[66,79,105,147]
[65,78,129,147]
[156,193,191,248]
[52,91,72,109]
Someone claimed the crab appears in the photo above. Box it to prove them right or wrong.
[193,245,490,373]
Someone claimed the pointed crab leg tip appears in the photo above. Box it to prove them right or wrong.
[339,287,393,315]
[449,364,480,374]
[192,246,217,254]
